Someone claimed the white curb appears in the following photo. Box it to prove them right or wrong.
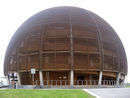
[83,89,100,98]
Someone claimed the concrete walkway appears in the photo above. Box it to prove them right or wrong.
[84,88,130,98]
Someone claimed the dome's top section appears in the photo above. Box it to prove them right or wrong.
[9,6,117,49]
[19,6,114,32]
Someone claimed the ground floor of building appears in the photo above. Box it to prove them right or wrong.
[8,70,125,86]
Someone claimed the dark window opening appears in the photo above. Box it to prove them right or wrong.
[77,75,85,81]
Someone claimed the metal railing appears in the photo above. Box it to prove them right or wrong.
[33,80,124,89]
[9,80,125,89]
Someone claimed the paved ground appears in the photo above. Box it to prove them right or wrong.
[86,88,130,98]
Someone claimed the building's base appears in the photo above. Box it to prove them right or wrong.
[15,84,125,89]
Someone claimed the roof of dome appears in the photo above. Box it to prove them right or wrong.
[9,6,118,49]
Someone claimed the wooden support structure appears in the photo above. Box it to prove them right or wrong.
[70,70,74,86]
[17,72,21,85]
[39,70,43,86]
[98,71,102,85]
[4,7,127,86]
[116,72,120,85]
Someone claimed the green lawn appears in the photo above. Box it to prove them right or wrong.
[126,85,130,88]
[0,89,95,98]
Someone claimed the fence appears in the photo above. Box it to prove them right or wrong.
[9,80,125,89]
[33,80,124,89]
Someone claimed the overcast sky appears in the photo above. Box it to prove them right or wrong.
[0,0,130,82]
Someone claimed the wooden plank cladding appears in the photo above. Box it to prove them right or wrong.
[4,7,127,85]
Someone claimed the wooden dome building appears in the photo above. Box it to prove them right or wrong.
[4,7,127,87]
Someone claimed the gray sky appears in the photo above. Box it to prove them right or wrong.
[0,0,130,82]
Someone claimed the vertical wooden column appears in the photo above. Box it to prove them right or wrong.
[70,70,74,86]
[39,27,44,70]
[98,71,102,85]
[39,70,43,86]
[116,72,120,85]
[69,9,74,87]
[39,26,44,87]
[17,72,21,85]
[87,12,104,71]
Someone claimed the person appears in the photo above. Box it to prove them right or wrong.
[14,82,16,89]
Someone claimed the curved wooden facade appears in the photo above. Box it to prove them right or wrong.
[4,7,127,85]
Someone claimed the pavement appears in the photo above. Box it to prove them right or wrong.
[84,88,130,98]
